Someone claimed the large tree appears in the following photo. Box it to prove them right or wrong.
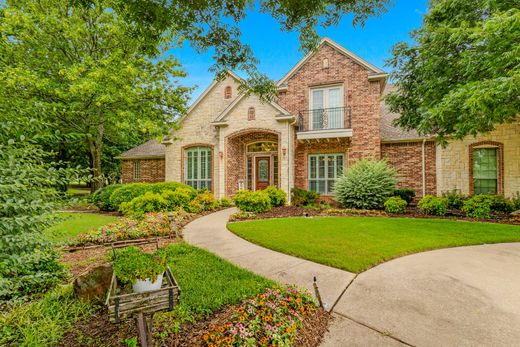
[0,0,190,191]
[385,0,520,142]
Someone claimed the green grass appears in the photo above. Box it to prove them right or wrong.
[228,217,520,273]
[0,286,95,347]
[1,243,273,345]
[44,212,119,243]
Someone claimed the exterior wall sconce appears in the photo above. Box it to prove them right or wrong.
[282,148,287,157]
[219,151,223,159]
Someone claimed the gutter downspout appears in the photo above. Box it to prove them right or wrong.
[422,139,426,197]
[288,117,298,204]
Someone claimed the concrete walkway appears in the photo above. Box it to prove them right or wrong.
[184,208,520,346]
[184,208,356,309]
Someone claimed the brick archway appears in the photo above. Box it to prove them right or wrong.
[224,128,281,197]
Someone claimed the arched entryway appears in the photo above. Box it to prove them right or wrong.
[224,129,281,197]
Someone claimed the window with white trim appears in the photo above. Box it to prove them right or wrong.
[310,85,344,130]
[308,154,344,194]
[184,146,212,190]
[133,160,140,181]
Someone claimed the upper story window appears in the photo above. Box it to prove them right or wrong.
[184,146,212,190]
[310,85,344,130]
[248,107,255,120]
[133,160,141,181]
[224,86,232,99]
[472,147,498,194]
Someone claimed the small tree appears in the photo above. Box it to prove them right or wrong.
[334,159,397,210]
[0,121,85,301]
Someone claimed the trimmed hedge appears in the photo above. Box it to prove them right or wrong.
[264,186,287,207]
[384,196,407,214]
[291,188,319,207]
[418,195,448,216]
[233,190,272,213]
[89,184,123,211]
[462,195,494,219]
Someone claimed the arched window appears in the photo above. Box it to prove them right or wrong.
[248,107,255,120]
[224,86,232,99]
[246,141,277,153]
[184,146,212,190]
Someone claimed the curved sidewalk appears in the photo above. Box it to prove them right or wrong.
[183,208,356,310]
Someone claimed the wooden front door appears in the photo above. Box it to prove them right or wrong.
[255,157,270,190]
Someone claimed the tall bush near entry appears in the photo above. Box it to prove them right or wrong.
[334,159,397,210]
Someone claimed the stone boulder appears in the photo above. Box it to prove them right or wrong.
[73,264,113,302]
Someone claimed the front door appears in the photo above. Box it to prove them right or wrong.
[255,157,270,190]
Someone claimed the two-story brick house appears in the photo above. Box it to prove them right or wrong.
[118,37,520,201]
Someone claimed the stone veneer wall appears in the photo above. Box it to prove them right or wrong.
[381,141,436,199]
[436,121,520,197]
[277,42,383,165]
[121,159,165,183]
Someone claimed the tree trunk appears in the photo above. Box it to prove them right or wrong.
[88,124,105,193]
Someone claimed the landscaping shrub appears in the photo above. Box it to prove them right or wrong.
[150,182,197,198]
[264,186,287,207]
[393,188,416,204]
[89,184,122,211]
[462,195,494,219]
[384,196,407,214]
[203,287,316,347]
[418,195,449,216]
[512,192,520,211]
[291,188,319,207]
[120,192,169,218]
[109,183,150,211]
[334,159,397,210]
[71,212,191,246]
[161,188,193,210]
[442,190,467,210]
[219,197,232,207]
[489,195,515,213]
[233,190,272,213]
[187,191,219,213]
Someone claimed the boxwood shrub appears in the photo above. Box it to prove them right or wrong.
[291,188,319,207]
[233,190,272,213]
[334,159,397,210]
[89,184,123,211]
[264,186,287,207]
[384,196,407,214]
[418,195,449,216]
[462,194,494,219]
[442,190,467,210]
[120,192,169,218]
[393,188,416,204]
[489,195,515,213]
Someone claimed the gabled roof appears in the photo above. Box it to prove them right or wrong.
[212,93,291,123]
[177,70,243,124]
[115,140,165,159]
[277,37,387,87]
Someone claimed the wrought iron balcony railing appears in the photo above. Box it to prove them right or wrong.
[297,106,351,132]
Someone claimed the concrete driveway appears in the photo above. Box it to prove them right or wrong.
[323,243,520,347]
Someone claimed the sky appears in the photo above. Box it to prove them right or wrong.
[167,0,429,103]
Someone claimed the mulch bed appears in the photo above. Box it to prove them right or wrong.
[232,205,520,225]
[60,305,330,347]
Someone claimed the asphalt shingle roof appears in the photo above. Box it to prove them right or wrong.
[117,139,165,159]
[380,85,424,141]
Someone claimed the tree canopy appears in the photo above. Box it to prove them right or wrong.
[385,0,520,142]
[0,0,191,189]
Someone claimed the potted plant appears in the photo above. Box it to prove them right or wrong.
[113,247,166,293]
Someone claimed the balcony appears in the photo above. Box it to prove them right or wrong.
[296,106,352,140]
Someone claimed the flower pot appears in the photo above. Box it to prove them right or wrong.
[132,273,163,293]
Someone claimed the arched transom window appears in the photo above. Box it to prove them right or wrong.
[246,141,278,153]
[184,146,212,190]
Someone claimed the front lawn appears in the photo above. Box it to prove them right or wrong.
[44,212,119,243]
[0,243,274,346]
[228,217,520,273]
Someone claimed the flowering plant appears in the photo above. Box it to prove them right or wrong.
[71,211,193,246]
[203,287,316,346]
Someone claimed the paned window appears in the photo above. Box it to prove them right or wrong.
[133,160,140,181]
[184,146,212,190]
[473,148,498,194]
[308,154,344,194]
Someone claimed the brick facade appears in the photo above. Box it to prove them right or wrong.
[277,42,383,165]
[381,141,437,199]
[122,159,165,183]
